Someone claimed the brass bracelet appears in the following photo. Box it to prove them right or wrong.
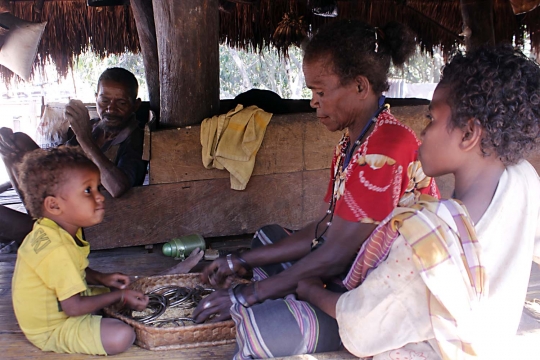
[232,284,250,308]
[252,281,261,303]
[226,253,235,273]
[236,253,252,270]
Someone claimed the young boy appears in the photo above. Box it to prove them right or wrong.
[11,146,149,355]
[296,45,540,359]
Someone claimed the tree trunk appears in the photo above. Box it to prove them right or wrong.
[460,0,495,51]
[153,0,220,127]
[130,0,160,120]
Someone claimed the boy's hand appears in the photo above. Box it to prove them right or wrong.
[124,290,149,311]
[101,272,130,289]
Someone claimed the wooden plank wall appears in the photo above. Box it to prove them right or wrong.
[84,104,539,249]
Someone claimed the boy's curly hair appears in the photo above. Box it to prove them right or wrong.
[18,146,99,218]
[439,44,540,165]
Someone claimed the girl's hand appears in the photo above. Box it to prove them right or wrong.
[123,290,149,311]
[100,272,130,289]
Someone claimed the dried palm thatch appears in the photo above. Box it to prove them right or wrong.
[2,0,540,83]
[220,0,540,56]
[1,0,138,83]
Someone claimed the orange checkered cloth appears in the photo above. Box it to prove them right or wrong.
[344,195,487,359]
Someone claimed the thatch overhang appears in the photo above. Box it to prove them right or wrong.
[3,0,540,82]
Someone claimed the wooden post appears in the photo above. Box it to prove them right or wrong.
[460,0,495,51]
[130,0,160,119]
[152,0,220,128]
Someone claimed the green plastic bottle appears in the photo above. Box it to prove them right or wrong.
[162,234,206,260]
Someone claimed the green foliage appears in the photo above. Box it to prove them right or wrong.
[389,47,444,83]
[219,45,310,99]
[72,50,148,101]
[70,44,451,101]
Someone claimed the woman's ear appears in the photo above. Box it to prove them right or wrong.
[355,76,371,99]
[460,118,483,152]
[43,196,61,216]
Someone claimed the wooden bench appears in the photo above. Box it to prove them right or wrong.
[85,103,539,249]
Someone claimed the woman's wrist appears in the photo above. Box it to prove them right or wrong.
[226,253,252,274]
[230,282,261,307]
[236,252,252,270]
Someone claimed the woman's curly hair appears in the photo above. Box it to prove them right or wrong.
[303,20,416,93]
[440,44,540,165]
[18,146,98,218]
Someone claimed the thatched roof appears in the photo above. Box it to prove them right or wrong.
[3,0,540,81]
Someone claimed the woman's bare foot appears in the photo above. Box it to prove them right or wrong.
[159,247,205,275]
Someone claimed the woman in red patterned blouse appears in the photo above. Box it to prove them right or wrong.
[192,20,440,358]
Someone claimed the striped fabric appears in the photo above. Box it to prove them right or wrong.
[231,225,341,359]
[342,217,400,290]
[343,194,487,359]
[231,295,324,359]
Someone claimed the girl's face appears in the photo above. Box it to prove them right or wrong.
[303,58,364,133]
[419,85,465,177]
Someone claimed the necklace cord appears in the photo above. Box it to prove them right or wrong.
[312,96,388,249]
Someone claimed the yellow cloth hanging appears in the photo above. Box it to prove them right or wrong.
[201,105,272,190]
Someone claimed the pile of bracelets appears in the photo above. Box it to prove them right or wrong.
[120,285,214,327]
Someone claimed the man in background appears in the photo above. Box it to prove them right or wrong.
[0,67,147,247]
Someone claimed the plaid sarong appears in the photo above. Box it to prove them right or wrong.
[343,195,487,359]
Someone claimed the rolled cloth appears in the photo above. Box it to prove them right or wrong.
[201,105,272,190]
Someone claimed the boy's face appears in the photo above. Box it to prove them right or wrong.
[52,167,105,235]
[419,85,465,178]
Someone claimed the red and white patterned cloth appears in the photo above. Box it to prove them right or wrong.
[324,109,439,224]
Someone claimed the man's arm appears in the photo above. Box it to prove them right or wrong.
[0,128,40,196]
[64,100,131,197]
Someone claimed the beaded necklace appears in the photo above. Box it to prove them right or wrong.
[311,96,389,250]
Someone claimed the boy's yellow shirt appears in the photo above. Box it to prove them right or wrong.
[12,218,90,335]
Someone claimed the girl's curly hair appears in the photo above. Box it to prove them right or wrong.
[439,44,540,165]
[303,20,416,93]
[18,146,98,218]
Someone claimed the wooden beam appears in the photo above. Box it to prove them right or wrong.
[149,113,341,184]
[460,0,495,51]
[152,0,220,128]
[130,0,160,118]
[85,170,329,250]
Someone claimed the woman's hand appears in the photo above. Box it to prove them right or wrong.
[200,254,248,288]
[100,272,130,290]
[192,289,233,323]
